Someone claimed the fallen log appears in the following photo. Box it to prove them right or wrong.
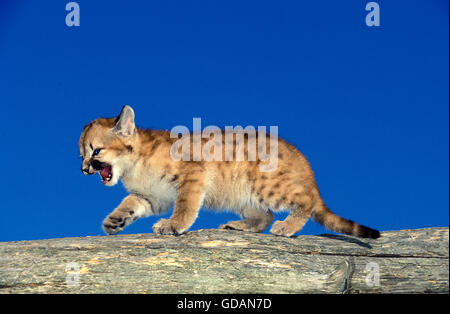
[0,227,448,293]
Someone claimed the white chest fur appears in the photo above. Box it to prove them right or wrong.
[121,166,177,215]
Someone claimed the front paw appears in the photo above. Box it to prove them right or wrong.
[152,219,183,236]
[102,209,135,235]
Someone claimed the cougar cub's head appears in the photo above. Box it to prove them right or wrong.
[79,105,137,186]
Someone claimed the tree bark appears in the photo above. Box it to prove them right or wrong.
[0,227,448,294]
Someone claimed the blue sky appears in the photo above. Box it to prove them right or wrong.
[0,1,448,242]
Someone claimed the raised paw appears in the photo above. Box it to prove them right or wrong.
[102,209,136,235]
[152,219,183,236]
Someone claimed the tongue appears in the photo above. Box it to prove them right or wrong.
[100,166,111,180]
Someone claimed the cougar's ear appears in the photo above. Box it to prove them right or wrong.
[113,105,136,137]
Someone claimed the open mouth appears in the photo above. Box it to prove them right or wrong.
[99,164,113,184]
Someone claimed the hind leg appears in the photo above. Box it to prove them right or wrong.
[270,194,313,237]
[219,208,274,233]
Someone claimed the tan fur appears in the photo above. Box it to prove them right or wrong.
[79,106,380,238]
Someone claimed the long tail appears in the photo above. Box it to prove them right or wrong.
[311,202,380,239]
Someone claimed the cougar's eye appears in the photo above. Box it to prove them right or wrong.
[93,148,102,156]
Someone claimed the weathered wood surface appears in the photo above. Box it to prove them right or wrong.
[0,227,448,294]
